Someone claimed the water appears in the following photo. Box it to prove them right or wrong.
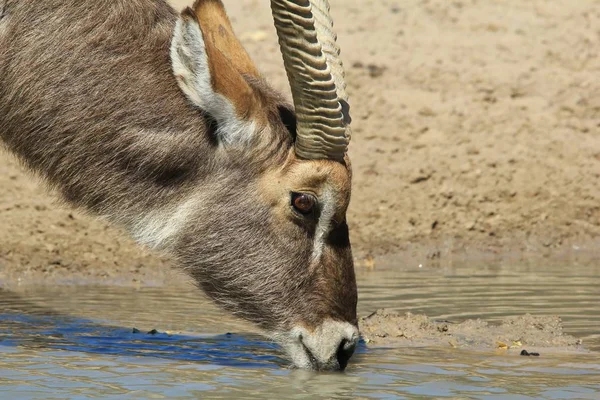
[1,259,599,399]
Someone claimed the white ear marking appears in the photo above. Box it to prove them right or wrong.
[170,14,255,148]
[170,17,212,110]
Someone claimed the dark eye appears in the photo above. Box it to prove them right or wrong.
[291,192,316,215]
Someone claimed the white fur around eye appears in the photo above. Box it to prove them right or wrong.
[311,187,335,263]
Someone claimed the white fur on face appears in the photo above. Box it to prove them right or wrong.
[170,15,255,147]
[311,187,335,263]
[130,195,199,250]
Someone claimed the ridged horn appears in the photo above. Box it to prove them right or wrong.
[270,0,351,161]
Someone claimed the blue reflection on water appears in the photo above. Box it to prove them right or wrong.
[0,312,286,369]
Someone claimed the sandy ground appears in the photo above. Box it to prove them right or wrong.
[1,0,600,286]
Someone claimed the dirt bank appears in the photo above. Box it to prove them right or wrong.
[359,309,587,354]
[1,0,599,286]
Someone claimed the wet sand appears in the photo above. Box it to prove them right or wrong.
[359,309,587,354]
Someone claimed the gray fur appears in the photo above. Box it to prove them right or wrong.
[0,0,357,370]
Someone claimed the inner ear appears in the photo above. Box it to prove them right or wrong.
[171,1,268,146]
[278,106,297,140]
[194,0,262,121]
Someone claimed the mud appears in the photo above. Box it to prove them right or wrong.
[359,309,587,354]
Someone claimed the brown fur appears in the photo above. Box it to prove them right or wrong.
[0,0,357,368]
[194,0,259,78]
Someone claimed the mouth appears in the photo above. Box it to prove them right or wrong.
[276,320,359,371]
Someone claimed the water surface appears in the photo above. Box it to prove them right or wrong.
[1,259,599,399]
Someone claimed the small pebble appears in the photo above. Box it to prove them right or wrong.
[147,329,159,335]
[132,328,140,334]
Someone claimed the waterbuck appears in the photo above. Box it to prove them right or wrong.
[0,0,357,370]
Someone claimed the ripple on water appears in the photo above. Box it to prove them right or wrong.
[1,259,599,398]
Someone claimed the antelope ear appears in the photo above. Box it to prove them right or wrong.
[170,0,264,145]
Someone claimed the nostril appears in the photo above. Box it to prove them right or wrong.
[336,338,356,371]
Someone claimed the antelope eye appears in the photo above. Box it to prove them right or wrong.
[291,192,316,215]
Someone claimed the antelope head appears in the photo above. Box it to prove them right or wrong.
[169,0,356,370]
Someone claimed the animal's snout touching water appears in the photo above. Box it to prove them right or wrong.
[0,0,357,370]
